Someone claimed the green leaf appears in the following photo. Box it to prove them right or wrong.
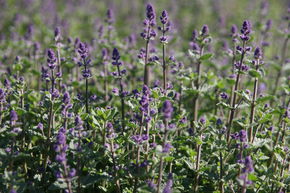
[248,69,261,78]
[200,53,213,61]
[256,95,275,104]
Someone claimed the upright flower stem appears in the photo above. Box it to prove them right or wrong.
[110,140,121,193]
[219,151,224,193]
[83,58,89,114]
[56,45,61,90]
[157,120,168,193]
[249,59,260,143]
[144,31,150,86]
[0,103,2,126]
[44,69,55,170]
[226,41,246,143]
[19,88,28,174]
[117,65,125,132]
[193,47,203,122]
[272,35,288,97]
[162,24,167,90]
[104,61,109,102]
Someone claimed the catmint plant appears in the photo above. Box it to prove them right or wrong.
[54,127,74,193]
[249,47,262,143]
[226,20,252,143]
[141,4,157,85]
[78,42,91,115]
[157,100,173,193]
[158,10,170,90]
[112,48,126,131]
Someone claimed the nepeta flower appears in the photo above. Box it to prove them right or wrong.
[10,110,18,123]
[54,27,61,41]
[201,25,209,36]
[231,24,238,36]
[47,49,57,69]
[106,8,114,24]
[163,173,173,193]
[254,47,262,59]
[239,130,247,142]
[162,100,173,120]
[140,4,157,40]
[220,92,228,99]
[78,42,88,59]
[240,20,251,41]
[112,48,121,66]
[162,143,173,153]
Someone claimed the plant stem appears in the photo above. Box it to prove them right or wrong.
[117,65,125,132]
[272,35,288,97]
[157,120,168,193]
[162,24,167,90]
[44,69,55,170]
[193,47,204,122]
[104,60,108,102]
[226,41,246,143]
[56,43,62,91]
[144,26,151,86]
[110,140,121,193]
[249,60,259,143]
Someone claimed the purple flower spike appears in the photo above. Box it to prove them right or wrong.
[201,25,209,36]
[146,4,156,21]
[254,47,262,59]
[163,173,173,193]
[239,130,247,142]
[10,110,18,122]
[162,100,173,120]
[47,49,57,69]
[241,20,251,35]
[78,42,88,59]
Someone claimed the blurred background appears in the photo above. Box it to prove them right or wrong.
[0,0,288,42]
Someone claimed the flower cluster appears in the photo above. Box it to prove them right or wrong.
[140,4,157,40]
[138,85,152,123]
[158,10,170,43]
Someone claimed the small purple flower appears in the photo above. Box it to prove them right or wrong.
[10,110,18,122]
[37,123,44,130]
[231,24,238,36]
[220,92,228,99]
[162,143,173,153]
[47,49,57,69]
[63,92,70,105]
[78,42,88,59]
[199,117,206,124]
[9,188,17,193]
[254,47,262,60]
[239,130,247,142]
[162,100,173,120]
[201,25,209,36]
[68,168,76,178]
[163,173,173,193]
[147,180,157,190]
[112,88,119,95]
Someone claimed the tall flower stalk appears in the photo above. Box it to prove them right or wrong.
[44,48,57,170]
[226,20,251,143]
[54,127,75,193]
[158,10,170,90]
[157,100,173,193]
[141,4,156,85]
[78,42,90,115]
[191,25,209,123]
[112,48,126,132]
[54,27,62,90]
[249,47,262,143]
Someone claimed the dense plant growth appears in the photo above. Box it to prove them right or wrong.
[0,0,289,193]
